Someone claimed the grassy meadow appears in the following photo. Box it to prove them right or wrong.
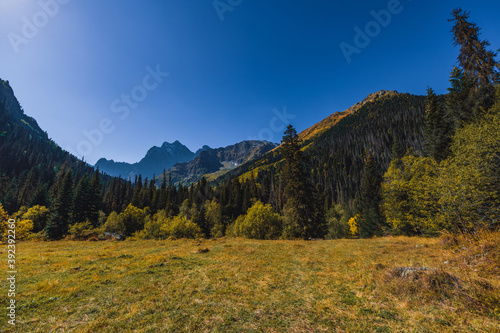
[1,235,499,332]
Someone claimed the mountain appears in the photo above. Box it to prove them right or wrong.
[0,80,46,139]
[95,141,196,180]
[165,141,278,185]
[298,90,399,143]
[219,90,426,204]
[0,79,102,212]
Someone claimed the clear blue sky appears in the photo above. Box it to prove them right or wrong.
[1,1,499,165]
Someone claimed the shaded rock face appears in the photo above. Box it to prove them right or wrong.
[166,141,278,184]
[0,80,46,139]
[96,141,195,179]
[96,140,277,183]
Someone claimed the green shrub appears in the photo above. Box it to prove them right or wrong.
[68,221,93,237]
[161,216,203,239]
[325,204,351,239]
[103,211,126,237]
[232,201,282,239]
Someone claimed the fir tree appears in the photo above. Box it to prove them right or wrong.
[450,8,500,108]
[357,155,383,238]
[89,169,102,226]
[72,174,91,223]
[281,125,316,239]
[45,170,74,239]
[424,88,452,162]
[446,67,476,128]
[29,183,49,208]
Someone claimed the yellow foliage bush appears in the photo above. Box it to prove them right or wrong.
[348,215,359,236]
[230,201,282,239]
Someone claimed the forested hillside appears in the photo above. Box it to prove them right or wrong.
[224,91,426,205]
[165,140,277,185]
[0,79,98,213]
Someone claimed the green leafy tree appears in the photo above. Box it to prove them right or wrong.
[325,204,351,239]
[232,201,282,239]
[0,204,10,239]
[205,198,223,238]
[23,205,50,233]
[437,112,500,233]
[160,215,202,239]
[104,211,125,236]
[381,155,441,235]
[139,210,168,239]
[120,204,147,236]
[68,221,93,238]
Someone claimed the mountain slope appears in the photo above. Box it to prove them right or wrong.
[166,141,278,185]
[298,90,399,143]
[96,141,196,180]
[0,80,47,140]
[219,91,426,205]
[0,79,99,212]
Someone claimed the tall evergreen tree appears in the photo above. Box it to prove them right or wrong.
[281,125,316,239]
[446,67,476,128]
[45,170,74,239]
[450,8,500,108]
[29,183,49,208]
[89,169,102,226]
[424,88,452,162]
[72,174,91,223]
[357,155,383,238]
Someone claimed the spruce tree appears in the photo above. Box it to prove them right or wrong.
[424,88,452,162]
[72,174,91,224]
[446,67,476,128]
[450,8,500,107]
[89,169,102,226]
[281,125,316,239]
[357,155,383,238]
[46,170,74,239]
[29,183,49,208]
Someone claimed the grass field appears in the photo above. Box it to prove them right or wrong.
[1,235,499,332]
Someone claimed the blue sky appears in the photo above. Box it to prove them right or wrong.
[1,0,499,165]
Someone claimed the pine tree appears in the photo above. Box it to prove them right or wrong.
[357,155,383,238]
[158,170,167,211]
[29,183,49,208]
[45,170,74,239]
[281,125,316,239]
[72,174,91,223]
[424,88,452,162]
[89,169,102,226]
[449,8,500,107]
[390,136,404,163]
[446,67,476,128]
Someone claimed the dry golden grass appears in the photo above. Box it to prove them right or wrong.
[1,234,499,332]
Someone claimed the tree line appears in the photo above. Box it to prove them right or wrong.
[0,8,498,241]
